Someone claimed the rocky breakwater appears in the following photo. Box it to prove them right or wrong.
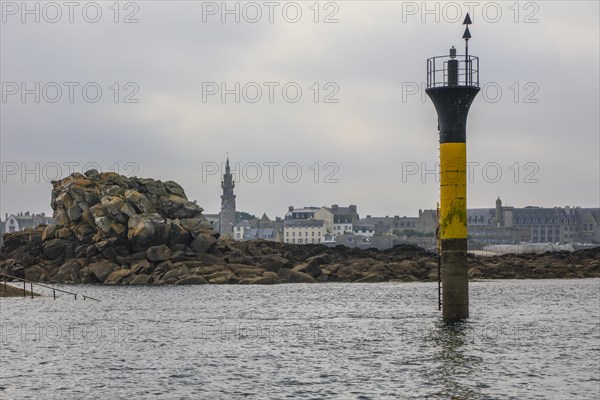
[0,171,430,285]
[1,170,599,285]
[0,170,223,285]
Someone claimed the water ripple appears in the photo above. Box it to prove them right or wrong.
[0,279,598,399]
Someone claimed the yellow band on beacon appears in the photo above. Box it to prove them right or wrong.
[439,142,467,239]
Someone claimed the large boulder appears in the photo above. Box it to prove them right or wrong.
[24,265,47,282]
[43,239,73,260]
[278,268,317,283]
[53,260,81,282]
[180,218,213,236]
[127,213,169,251]
[159,195,202,219]
[105,269,131,284]
[175,276,208,285]
[190,234,218,253]
[145,245,172,262]
[89,260,118,282]
[167,222,191,248]
[249,272,281,284]
[259,255,290,272]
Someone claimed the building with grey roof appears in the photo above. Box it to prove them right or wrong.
[331,204,359,235]
[243,228,277,241]
[283,218,325,244]
[469,199,599,245]
[3,212,53,233]
[285,206,321,220]
[359,215,418,235]
[233,216,284,242]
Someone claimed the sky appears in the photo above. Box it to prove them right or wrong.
[1,0,599,220]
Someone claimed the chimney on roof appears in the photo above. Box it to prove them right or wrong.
[349,205,357,212]
[288,206,294,212]
[332,204,339,212]
[366,215,371,218]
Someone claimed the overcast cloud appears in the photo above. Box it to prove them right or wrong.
[1,0,599,219]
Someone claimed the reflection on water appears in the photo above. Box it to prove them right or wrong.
[428,321,484,400]
[0,279,598,399]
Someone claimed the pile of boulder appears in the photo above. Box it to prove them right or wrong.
[1,171,599,285]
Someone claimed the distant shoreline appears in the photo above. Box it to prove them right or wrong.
[2,245,598,288]
[2,172,598,287]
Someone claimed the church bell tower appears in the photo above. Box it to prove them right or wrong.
[220,157,236,235]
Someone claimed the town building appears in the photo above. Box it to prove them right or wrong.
[3,212,53,233]
[358,215,418,235]
[467,198,599,245]
[416,209,438,234]
[284,204,359,244]
[331,204,359,235]
[0,211,53,248]
[352,221,375,237]
[283,219,325,244]
[233,220,251,240]
[233,214,283,242]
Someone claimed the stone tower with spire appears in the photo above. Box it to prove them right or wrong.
[495,196,503,227]
[220,157,236,235]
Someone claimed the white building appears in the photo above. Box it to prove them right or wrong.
[285,204,358,241]
[233,220,251,241]
[283,219,325,244]
[3,212,53,233]
[353,222,375,237]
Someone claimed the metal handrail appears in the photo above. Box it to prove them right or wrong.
[427,55,480,89]
[0,272,100,301]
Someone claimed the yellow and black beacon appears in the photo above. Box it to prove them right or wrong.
[426,13,480,320]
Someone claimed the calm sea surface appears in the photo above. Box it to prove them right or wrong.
[1,279,599,399]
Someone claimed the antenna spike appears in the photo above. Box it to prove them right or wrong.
[462,26,471,40]
[463,13,472,25]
